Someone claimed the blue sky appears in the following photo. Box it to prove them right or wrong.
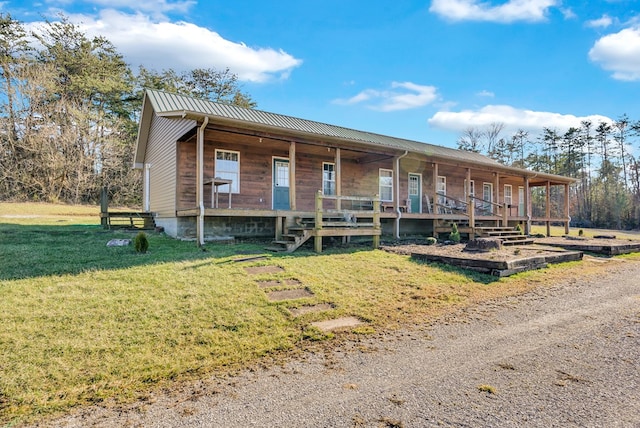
[4,0,640,148]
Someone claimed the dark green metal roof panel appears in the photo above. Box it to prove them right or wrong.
[142,89,575,183]
[145,89,497,164]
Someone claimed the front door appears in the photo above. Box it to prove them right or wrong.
[408,173,421,213]
[483,182,493,214]
[518,186,525,216]
[273,158,290,210]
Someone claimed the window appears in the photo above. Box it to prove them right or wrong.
[408,174,420,197]
[323,162,336,196]
[464,179,475,200]
[379,169,393,202]
[437,176,446,205]
[504,184,513,207]
[518,186,525,216]
[215,149,240,193]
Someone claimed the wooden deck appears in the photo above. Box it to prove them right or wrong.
[172,191,568,252]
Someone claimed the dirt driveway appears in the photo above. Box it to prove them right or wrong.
[42,257,640,428]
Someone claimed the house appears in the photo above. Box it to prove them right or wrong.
[134,89,575,251]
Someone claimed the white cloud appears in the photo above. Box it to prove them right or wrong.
[429,0,558,23]
[28,9,302,82]
[87,0,195,13]
[585,14,613,29]
[428,105,612,135]
[589,27,640,81]
[334,82,439,112]
[476,89,495,97]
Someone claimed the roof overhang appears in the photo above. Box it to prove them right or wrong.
[134,90,577,185]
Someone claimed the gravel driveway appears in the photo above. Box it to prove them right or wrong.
[42,257,640,428]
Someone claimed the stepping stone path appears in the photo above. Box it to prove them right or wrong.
[267,288,314,301]
[257,279,302,288]
[244,265,284,275]
[244,262,365,332]
[312,317,364,332]
[288,303,334,317]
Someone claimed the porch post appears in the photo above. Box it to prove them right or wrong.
[546,180,551,236]
[564,183,570,235]
[335,148,341,210]
[289,141,296,211]
[466,168,474,230]
[503,201,509,227]
[494,172,499,224]
[524,176,531,235]
[314,190,323,253]
[196,117,208,247]
[502,177,509,227]
[373,193,381,249]
[432,163,438,213]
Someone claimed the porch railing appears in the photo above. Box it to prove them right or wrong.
[436,194,511,228]
[314,191,381,251]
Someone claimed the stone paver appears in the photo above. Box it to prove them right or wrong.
[311,316,363,331]
[244,265,284,275]
[288,303,334,317]
[267,288,314,301]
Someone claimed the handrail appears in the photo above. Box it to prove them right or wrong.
[468,194,503,209]
[318,194,378,203]
[314,190,381,251]
[434,194,469,217]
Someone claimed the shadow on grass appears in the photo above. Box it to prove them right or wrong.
[0,222,495,282]
[0,223,269,281]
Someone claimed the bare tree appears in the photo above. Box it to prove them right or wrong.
[456,127,484,153]
[484,122,505,158]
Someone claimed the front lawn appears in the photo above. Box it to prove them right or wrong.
[0,203,625,425]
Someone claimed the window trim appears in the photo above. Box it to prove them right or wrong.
[518,186,525,216]
[214,149,240,194]
[322,162,336,196]
[464,179,475,199]
[436,175,447,205]
[379,168,394,202]
[483,182,493,213]
[504,184,513,207]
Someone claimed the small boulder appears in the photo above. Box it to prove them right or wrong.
[106,239,131,247]
[464,237,503,252]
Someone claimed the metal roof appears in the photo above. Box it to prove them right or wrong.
[139,89,575,183]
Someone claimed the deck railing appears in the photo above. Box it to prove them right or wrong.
[435,194,511,228]
[314,190,381,251]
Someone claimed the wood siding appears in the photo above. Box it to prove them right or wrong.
[174,125,538,214]
[177,129,401,211]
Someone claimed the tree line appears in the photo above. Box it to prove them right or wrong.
[3,14,638,230]
[0,14,255,207]
[457,118,640,230]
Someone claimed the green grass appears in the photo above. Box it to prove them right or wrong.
[530,224,640,240]
[0,203,631,425]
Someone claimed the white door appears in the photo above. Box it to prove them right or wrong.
[483,183,493,214]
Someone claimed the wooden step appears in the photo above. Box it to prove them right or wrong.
[503,238,535,246]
